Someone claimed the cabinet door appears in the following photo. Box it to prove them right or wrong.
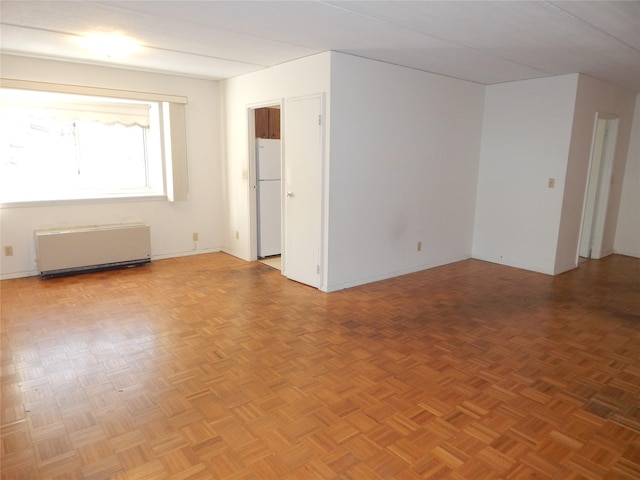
[255,108,269,138]
[268,108,281,139]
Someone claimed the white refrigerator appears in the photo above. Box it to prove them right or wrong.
[257,139,281,257]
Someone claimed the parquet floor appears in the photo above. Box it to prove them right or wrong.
[1,253,639,479]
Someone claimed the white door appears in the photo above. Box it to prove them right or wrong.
[579,116,618,259]
[283,95,323,288]
[579,118,607,258]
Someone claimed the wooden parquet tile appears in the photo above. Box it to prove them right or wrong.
[1,253,639,479]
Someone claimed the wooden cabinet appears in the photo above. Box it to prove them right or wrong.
[255,108,269,138]
[255,107,280,139]
[268,108,280,139]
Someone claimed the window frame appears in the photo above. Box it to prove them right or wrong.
[0,79,188,207]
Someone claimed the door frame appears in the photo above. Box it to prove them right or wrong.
[247,99,284,262]
[578,112,619,261]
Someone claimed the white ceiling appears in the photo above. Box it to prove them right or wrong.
[1,1,639,92]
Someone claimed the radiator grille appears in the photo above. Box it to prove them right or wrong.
[35,224,151,278]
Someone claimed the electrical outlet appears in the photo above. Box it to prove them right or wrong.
[192,232,198,242]
[4,246,13,256]
[235,231,239,240]
[417,242,422,252]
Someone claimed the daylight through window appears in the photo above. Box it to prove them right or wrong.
[0,88,165,203]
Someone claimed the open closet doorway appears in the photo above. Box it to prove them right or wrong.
[579,114,619,261]
[249,103,282,271]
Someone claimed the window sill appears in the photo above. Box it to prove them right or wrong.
[1,194,168,209]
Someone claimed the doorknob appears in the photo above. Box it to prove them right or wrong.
[285,192,294,197]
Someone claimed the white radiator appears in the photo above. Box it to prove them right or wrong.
[35,224,151,278]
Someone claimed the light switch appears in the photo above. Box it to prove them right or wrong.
[548,178,556,188]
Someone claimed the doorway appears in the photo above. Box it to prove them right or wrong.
[248,94,325,289]
[249,103,283,270]
[579,114,619,260]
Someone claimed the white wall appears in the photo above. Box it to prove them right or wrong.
[555,75,636,272]
[0,55,223,279]
[326,53,485,291]
[472,75,578,274]
[614,93,640,258]
[220,51,484,291]
[219,52,331,262]
[7,53,631,285]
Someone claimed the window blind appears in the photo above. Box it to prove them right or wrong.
[0,78,188,104]
[0,88,151,127]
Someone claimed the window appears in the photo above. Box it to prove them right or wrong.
[0,88,162,203]
[0,84,188,204]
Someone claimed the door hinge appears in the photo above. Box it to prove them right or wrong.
[318,114,322,125]
[317,265,320,274]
